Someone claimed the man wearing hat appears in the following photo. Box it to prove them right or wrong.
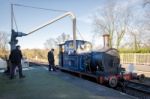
[48,48,56,71]
[9,45,25,79]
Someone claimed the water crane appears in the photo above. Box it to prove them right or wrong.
[10,4,77,51]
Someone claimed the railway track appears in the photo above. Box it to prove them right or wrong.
[126,80,150,94]
[124,80,150,99]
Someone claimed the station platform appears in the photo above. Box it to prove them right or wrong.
[0,66,135,99]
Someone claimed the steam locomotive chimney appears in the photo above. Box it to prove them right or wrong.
[103,34,110,48]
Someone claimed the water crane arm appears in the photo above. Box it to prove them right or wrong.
[26,12,77,50]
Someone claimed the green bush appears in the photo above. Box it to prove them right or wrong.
[119,48,150,53]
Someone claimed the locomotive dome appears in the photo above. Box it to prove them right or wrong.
[98,48,120,58]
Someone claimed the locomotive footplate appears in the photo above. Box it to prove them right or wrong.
[59,67,103,83]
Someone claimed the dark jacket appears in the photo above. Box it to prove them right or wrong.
[9,49,22,65]
[48,51,54,63]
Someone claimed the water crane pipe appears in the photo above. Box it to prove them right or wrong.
[26,12,77,51]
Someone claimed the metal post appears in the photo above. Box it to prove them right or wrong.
[73,18,76,51]
[10,4,14,51]
[11,4,13,31]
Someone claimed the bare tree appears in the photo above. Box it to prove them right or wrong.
[55,33,70,44]
[123,0,150,49]
[143,0,150,46]
[44,33,70,49]
[127,26,142,49]
[92,1,131,49]
[137,1,149,32]
[0,31,9,60]
[44,38,57,49]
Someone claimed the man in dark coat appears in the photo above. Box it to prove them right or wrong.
[9,45,25,79]
[48,48,56,71]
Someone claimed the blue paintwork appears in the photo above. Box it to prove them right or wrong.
[59,40,121,77]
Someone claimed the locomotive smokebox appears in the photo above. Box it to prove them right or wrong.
[90,34,120,75]
[103,34,110,48]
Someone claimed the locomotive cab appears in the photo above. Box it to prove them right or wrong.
[59,40,92,69]
[62,40,92,54]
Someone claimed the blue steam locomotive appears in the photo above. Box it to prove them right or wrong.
[58,35,136,87]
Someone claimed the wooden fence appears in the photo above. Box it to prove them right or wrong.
[120,53,150,65]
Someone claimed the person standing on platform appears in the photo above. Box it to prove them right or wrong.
[9,45,25,79]
[48,48,56,71]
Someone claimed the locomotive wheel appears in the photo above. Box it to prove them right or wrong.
[109,76,118,88]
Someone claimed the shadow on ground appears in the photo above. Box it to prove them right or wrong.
[0,66,134,99]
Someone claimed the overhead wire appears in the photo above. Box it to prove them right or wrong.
[13,4,68,13]
[11,3,68,34]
